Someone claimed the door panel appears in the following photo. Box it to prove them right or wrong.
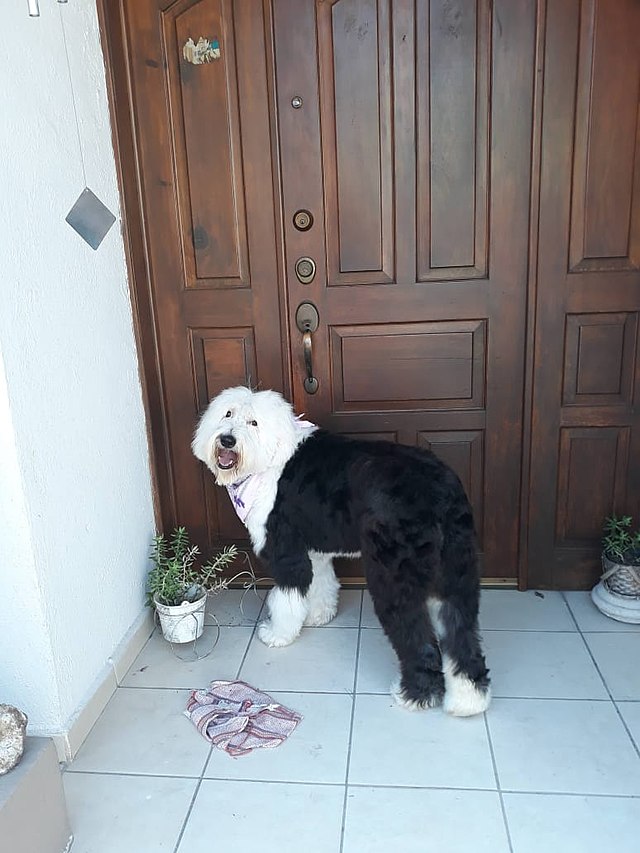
[416,0,490,280]
[169,1,249,286]
[418,430,485,549]
[275,0,535,578]
[528,0,640,588]
[320,0,394,282]
[124,0,287,549]
[329,321,486,411]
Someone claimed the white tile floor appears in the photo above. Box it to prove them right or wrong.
[63,589,640,853]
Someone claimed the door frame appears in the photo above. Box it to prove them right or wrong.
[97,0,296,536]
[97,0,173,533]
[96,0,547,590]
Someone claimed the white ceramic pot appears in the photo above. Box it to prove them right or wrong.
[154,591,207,642]
[591,556,640,625]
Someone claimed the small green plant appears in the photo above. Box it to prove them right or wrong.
[146,527,238,607]
[602,515,640,566]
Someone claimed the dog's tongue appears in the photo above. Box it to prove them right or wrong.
[217,449,238,468]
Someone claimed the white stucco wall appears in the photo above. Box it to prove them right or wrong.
[0,1,155,734]
[0,349,62,730]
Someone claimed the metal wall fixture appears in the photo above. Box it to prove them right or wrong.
[29,0,68,17]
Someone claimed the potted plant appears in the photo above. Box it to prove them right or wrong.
[591,514,640,624]
[147,527,238,642]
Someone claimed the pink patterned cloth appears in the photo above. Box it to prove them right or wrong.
[184,680,302,757]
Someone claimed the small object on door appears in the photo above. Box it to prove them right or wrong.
[65,187,116,250]
[183,37,221,65]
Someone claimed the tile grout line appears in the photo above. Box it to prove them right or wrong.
[65,769,204,780]
[499,788,640,800]
[172,596,268,852]
[108,686,623,702]
[484,712,514,853]
[561,593,640,761]
[233,593,268,683]
[339,589,364,853]
[61,769,640,798]
[614,700,640,760]
[171,777,204,853]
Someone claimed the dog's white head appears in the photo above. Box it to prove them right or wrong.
[192,386,307,485]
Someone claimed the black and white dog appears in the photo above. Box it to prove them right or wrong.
[192,386,490,716]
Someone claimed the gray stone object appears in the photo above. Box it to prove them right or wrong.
[0,705,28,775]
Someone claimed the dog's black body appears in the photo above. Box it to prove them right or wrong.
[261,430,490,709]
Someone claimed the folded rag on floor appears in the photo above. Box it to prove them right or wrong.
[184,680,302,757]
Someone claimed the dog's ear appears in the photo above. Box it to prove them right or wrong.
[192,401,220,471]
[191,416,213,467]
[192,387,240,461]
[268,404,303,468]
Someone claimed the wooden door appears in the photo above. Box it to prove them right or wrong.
[273,0,535,580]
[527,0,640,588]
[113,0,535,582]
[121,0,287,551]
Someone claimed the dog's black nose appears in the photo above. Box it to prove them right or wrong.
[220,434,236,449]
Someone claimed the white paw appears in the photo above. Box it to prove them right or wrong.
[257,620,299,648]
[443,676,491,717]
[304,604,338,627]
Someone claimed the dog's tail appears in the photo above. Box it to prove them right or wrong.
[440,494,480,597]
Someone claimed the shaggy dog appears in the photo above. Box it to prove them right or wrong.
[192,386,490,716]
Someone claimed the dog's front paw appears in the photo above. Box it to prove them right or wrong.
[257,620,299,648]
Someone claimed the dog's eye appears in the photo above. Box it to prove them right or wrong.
[250,420,258,427]
[225,410,232,418]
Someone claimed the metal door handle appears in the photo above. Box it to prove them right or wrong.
[295,303,319,394]
[302,331,318,394]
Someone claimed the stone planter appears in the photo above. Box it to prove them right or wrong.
[591,555,640,624]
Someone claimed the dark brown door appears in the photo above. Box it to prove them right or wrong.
[273,0,535,581]
[122,0,287,551]
[118,0,536,582]
[527,0,640,588]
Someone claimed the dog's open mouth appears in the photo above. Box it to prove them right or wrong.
[216,448,238,470]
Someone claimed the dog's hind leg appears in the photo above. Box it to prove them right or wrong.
[368,582,445,710]
[304,552,340,626]
[431,597,491,716]
[434,513,491,716]
[257,551,312,648]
